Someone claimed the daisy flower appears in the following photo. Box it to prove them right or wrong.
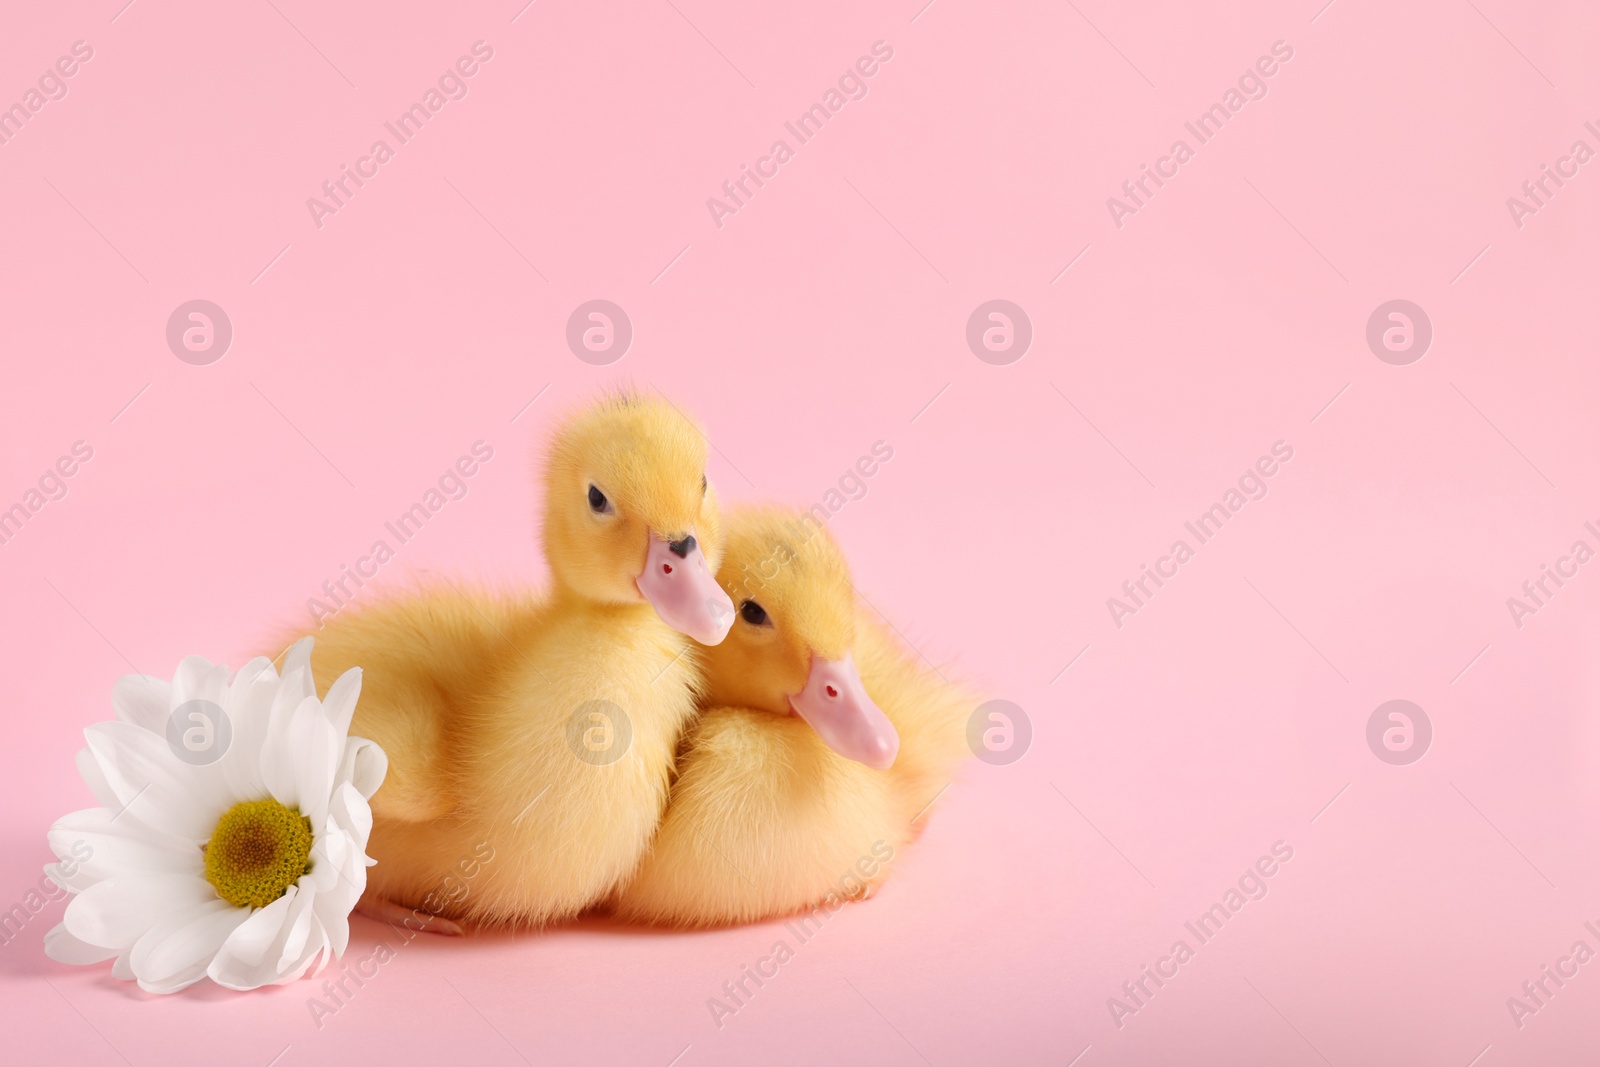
[43,638,387,993]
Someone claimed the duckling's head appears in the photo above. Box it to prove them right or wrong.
[542,392,734,645]
[702,507,899,770]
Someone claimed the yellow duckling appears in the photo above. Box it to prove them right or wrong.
[609,506,976,927]
[299,393,736,930]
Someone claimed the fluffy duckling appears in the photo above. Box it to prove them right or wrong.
[609,507,975,927]
[300,393,735,929]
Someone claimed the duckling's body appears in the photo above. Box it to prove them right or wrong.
[610,509,974,927]
[294,395,735,928]
[306,586,516,826]
[343,594,703,927]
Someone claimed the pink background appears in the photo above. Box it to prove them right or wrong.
[4,0,1599,1063]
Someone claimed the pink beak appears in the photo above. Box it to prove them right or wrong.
[636,532,735,645]
[788,653,899,770]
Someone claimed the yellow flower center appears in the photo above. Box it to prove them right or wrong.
[203,799,314,909]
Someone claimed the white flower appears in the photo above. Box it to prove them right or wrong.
[43,638,387,994]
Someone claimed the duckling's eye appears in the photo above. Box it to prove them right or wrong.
[740,600,769,626]
[587,484,613,514]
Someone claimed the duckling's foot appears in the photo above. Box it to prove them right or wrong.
[356,892,465,936]
[845,880,884,903]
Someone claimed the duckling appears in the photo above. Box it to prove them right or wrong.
[609,506,976,927]
[298,393,736,929]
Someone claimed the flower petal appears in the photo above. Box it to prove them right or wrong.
[84,722,230,844]
[314,901,354,961]
[261,709,301,814]
[207,888,295,988]
[111,675,171,734]
[130,898,249,994]
[47,807,199,891]
[74,746,121,811]
[260,671,317,810]
[304,821,344,895]
[171,656,229,709]
[308,925,335,980]
[328,782,374,853]
[281,914,329,985]
[281,637,315,686]
[220,658,280,801]
[309,831,364,960]
[321,668,362,740]
[276,887,317,973]
[207,882,331,990]
[44,923,120,966]
[62,872,215,951]
[289,703,340,829]
[229,656,278,691]
[336,738,389,801]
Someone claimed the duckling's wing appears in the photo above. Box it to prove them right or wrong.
[611,707,896,927]
[297,586,520,822]
[852,609,980,828]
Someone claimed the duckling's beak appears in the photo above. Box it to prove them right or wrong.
[789,653,899,770]
[636,532,735,645]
